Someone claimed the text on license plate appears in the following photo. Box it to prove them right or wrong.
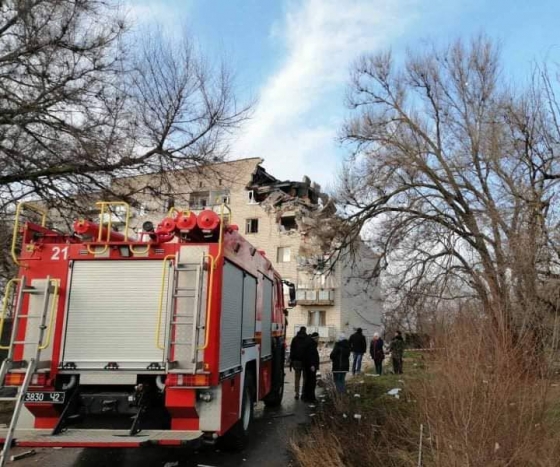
[24,391,65,404]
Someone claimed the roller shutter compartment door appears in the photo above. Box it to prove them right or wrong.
[261,277,273,357]
[242,274,257,340]
[219,261,243,372]
[62,260,170,370]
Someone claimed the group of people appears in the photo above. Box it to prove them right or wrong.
[366,330,405,376]
[290,327,406,398]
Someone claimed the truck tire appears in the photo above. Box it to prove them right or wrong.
[263,370,284,407]
[264,344,285,408]
[222,373,254,450]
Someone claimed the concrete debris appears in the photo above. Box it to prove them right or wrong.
[247,165,336,271]
[10,450,36,462]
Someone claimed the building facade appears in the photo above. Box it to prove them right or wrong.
[107,158,383,341]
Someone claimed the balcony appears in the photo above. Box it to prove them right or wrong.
[295,288,335,306]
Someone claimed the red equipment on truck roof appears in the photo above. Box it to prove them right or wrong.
[0,202,294,464]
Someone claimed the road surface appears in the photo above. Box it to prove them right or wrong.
[9,371,321,467]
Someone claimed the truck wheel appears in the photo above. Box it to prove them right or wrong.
[263,369,284,407]
[264,344,285,408]
[222,373,254,450]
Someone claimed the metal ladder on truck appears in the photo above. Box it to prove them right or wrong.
[166,259,205,373]
[0,276,58,467]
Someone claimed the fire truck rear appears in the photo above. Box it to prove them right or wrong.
[0,202,291,463]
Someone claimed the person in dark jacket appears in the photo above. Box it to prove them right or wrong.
[302,332,320,403]
[349,328,367,375]
[290,326,308,399]
[330,334,351,393]
[389,330,405,374]
[369,333,385,375]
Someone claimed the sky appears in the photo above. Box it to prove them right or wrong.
[128,0,560,191]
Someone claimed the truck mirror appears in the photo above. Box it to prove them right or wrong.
[282,280,296,307]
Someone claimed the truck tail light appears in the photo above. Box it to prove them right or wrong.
[166,374,210,387]
[5,372,47,387]
[31,373,47,386]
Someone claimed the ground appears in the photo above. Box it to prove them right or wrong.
[5,371,320,467]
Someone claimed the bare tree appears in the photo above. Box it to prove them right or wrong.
[0,0,251,283]
[336,36,560,351]
[0,0,250,210]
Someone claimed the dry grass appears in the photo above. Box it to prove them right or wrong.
[417,318,560,467]
[290,319,560,467]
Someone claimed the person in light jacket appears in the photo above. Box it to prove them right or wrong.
[369,333,385,375]
[330,334,351,393]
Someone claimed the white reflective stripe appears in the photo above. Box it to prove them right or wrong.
[255,321,262,333]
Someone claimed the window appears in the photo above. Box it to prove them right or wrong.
[307,310,326,327]
[247,190,257,204]
[277,247,291,263]
[245,218,259,234]
[190,191,209,209]
[164,198,175,212]
[279,215,297,232]
[137,203,146,217]
[213,190,229,204]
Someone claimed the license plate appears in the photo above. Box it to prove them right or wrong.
[24,391,65,404]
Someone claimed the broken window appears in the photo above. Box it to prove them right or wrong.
[247,190,257,204]
[277,247,291,263]
[279,215,297,232]
[245,218,259,234]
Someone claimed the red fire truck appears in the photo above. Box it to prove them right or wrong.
[0,201,292,463]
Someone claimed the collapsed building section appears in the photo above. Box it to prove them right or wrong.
[246,165,337,271]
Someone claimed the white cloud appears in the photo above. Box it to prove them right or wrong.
[232,0,419,189]
[125,1,191,31]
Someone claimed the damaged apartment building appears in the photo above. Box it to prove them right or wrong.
[107,158,384,341]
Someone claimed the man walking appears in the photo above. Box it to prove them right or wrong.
[330,333,350,393]
[302,332,320,403]
[389,330,405,374]
[290,326,308,400]
[349,327,367,375]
